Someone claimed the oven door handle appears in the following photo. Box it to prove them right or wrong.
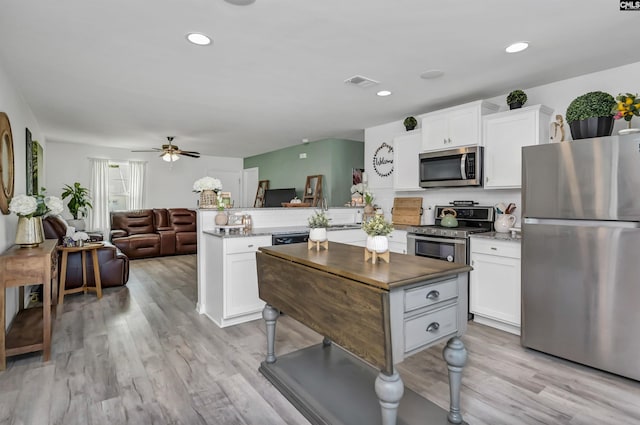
[460,153,467,180]
[408,235,467,244]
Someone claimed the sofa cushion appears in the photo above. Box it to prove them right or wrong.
[111,209,155,235]
[168,208,196,232]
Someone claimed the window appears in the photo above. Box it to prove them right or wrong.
[108,161,130,211]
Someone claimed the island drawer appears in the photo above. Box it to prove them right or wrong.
[404,277,457,313]
[404,304,457,352]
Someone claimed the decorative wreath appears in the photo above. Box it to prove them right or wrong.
[373,142,394,177]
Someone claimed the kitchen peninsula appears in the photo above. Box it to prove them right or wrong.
[196,207,367,327]
[256,242,471,425]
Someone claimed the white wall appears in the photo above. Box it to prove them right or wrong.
[45,141,244,213]
[365,61,640,227]
[0,62,45,329]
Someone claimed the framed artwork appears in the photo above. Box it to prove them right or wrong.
[219,191,233,207]
[26,129,43,195]
[352,168,364,185]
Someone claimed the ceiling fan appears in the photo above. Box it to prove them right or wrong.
[132,137,200,162]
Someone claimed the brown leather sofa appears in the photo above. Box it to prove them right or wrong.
[43,216,130,289]
[109,208,197,259]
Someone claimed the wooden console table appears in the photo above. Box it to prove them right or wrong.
[0,239,57,370]
[257,242,472,425]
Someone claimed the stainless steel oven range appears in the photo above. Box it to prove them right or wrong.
[406,204,494,264]
[407,203,494,320]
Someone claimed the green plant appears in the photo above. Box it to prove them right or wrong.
[403,116,417,129]
[612,93,640,123]
[61,182,92,219]
[565,91,616,123]
[361,214,394,236]
[506,89,527,105]
[308,211,330,228]
[364,191,374,205]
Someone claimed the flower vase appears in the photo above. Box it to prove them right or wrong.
[309,228,327,242]
[215,211,228,226]
[200,190,217,209]
[366,235,388,253]
[15,216,45,248]
[67,218,86,231]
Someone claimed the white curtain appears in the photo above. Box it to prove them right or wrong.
[89,158,110,236]
[128,160,146,210]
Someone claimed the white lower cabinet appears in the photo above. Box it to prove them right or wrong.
[204,235,272,328]
[469,237,521,335]
[388,229,407,254]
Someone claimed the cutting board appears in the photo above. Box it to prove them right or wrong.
[391,197,423,225]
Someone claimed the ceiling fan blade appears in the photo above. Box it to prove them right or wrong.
[180,150,201,155]
[179,152,200,158]
[131,148,162,152]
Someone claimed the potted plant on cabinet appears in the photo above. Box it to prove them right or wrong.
[61,182,92,231]
[403,116,417,131]
[611,92,640,135]
[308,210,330,241]
[361,214,394,254]
[506,89,527,109]
[565,91,616,140]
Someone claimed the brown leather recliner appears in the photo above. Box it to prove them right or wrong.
[110,208,197,259]
[43,216,130,289]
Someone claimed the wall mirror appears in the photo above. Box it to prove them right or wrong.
[0,112,15,214]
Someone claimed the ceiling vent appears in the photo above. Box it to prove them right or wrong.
[344,75,380,88]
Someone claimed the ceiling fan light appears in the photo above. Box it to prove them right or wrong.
[163,153,180,162]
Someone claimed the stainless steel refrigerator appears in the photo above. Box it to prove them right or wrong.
[521,134,640,381]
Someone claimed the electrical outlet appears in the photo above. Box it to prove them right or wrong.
[299,153,307,159]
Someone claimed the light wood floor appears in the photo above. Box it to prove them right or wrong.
[2,255,639,425]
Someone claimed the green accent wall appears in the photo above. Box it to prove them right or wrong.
[244,138,364,207]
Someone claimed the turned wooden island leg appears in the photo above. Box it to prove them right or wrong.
[263,304,280,364]
[374,371,404,425]
[443,337,467,424]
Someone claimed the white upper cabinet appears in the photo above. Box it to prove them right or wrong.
[393,130,422,191]
[483,104,553,189]
[421,100,499,152]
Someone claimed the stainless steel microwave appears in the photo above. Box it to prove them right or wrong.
[419,146,483,188]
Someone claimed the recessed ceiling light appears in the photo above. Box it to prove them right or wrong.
[186,33,212,46]
[224,0,256,5]
[505,41,529,53]
[377,90,392,97]
[420,69,444,79]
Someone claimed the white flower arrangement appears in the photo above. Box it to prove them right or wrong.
[71,231,89,241]
[193,176,222,193]
[350,183,364,195]
[9,193,64,218]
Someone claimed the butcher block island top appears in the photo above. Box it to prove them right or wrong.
[258,241,471,291]
[256,242,472,425]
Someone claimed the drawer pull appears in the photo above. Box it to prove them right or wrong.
[248,244,254,248]
[426,290,440,300]
[426,322,440,333]
[491,247,497,250]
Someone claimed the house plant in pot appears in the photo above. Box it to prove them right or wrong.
[506,89,527,110]
[308,210,329,241]
[403,116,418,131]
[612,92,640,135]
[9,191,63,247]
[362,214,394,253]
[61,182,92,231]
[565,91,616,140]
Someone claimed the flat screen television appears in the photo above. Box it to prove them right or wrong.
[263,188,297,207]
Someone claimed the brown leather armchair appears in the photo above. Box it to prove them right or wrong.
[110,208,197,259]
[43,216,130,289]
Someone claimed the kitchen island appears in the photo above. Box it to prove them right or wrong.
[256,242,472,425]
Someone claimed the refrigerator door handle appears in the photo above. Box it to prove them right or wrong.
[524,217,640,228]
